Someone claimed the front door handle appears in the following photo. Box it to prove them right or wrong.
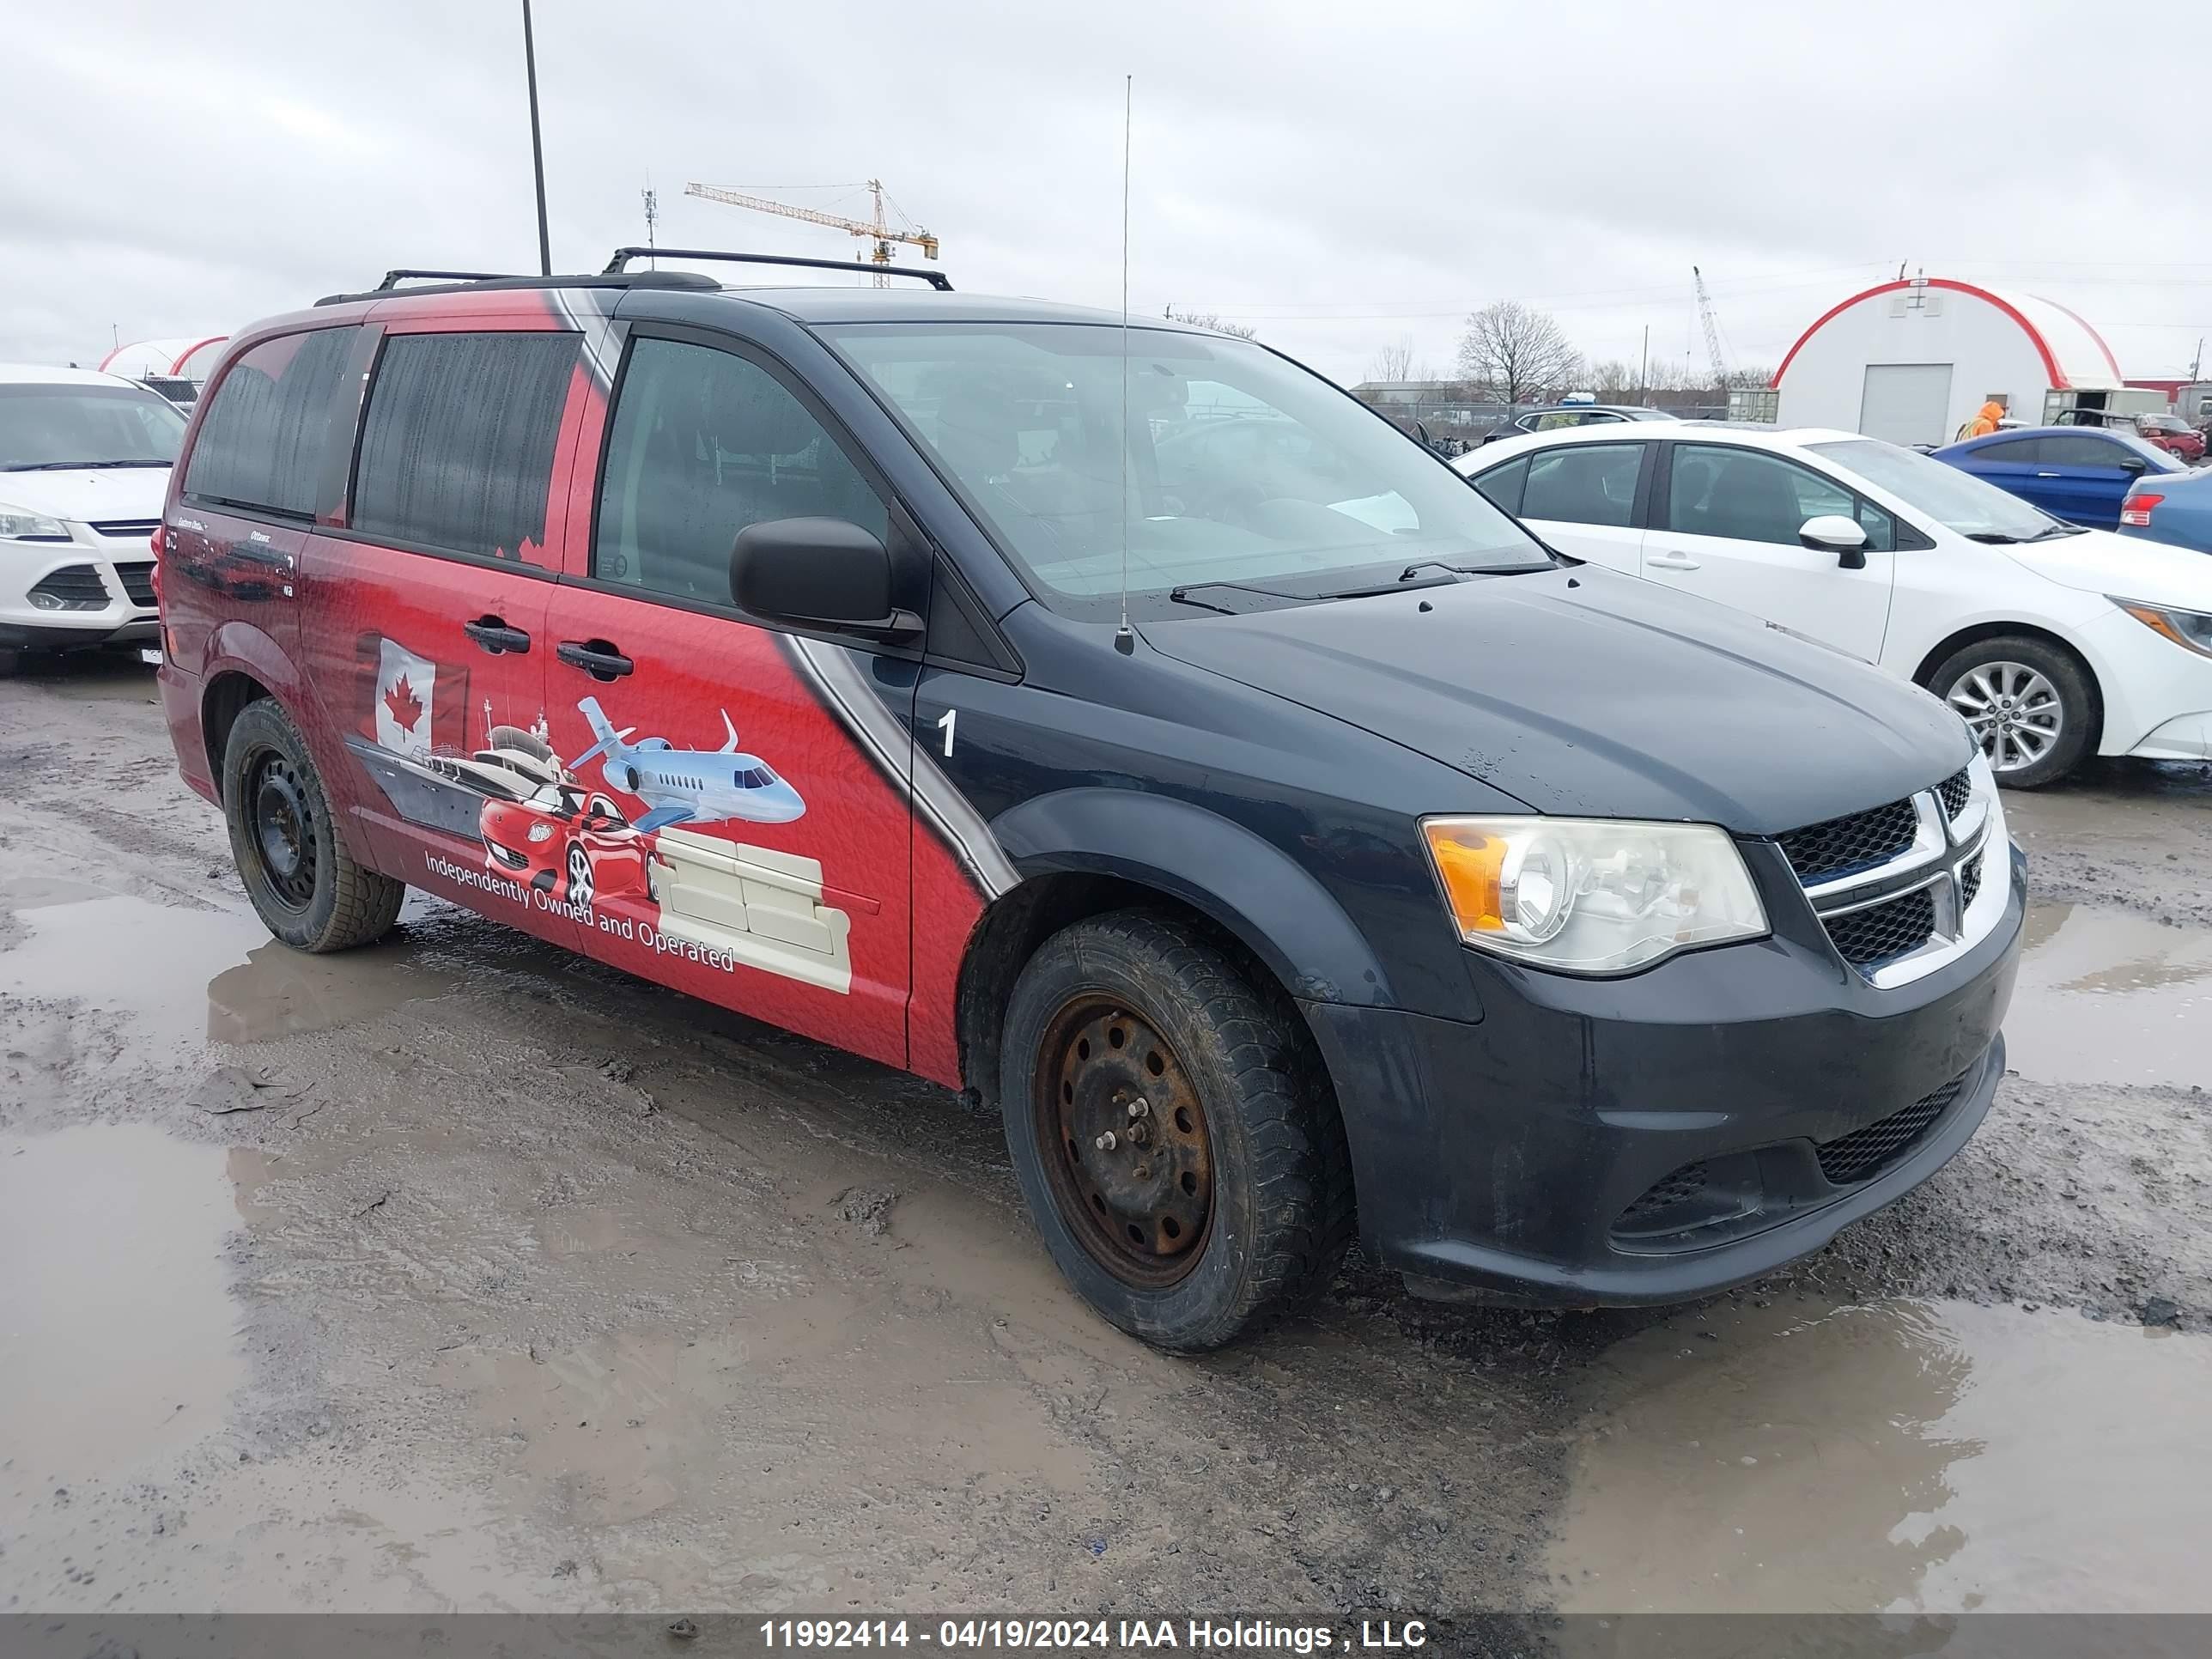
[1646,550,1702,570]
[463,617,532,655]
[2034,471,2061,478]
[556,639,635,680]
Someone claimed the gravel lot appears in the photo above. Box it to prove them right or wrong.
[3,656,2207,1624]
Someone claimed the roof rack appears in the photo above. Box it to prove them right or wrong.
[313,270,720,307]
[601,246,955,291]
[374,268,514,290]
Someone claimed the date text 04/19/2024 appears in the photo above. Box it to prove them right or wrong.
[756,1620,1429,1650]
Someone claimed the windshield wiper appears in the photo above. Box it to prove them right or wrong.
[2027,523,2088,540]
[1963,531,2027,544]
[1167,580,1314,612]
[1,459,170,471]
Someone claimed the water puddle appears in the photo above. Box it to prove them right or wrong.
[1548,1296,2212,1613]
[0,887,448,1048]
[2004,901,2212,1089]
[0,1122,246,1481]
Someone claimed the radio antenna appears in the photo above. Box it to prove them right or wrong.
[1113,74,1136,657]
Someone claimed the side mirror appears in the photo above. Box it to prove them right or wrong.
[1799,514,1869,570]
[1414,419,1441,453]
[728,517,921,641]
[2118,455,2148,473]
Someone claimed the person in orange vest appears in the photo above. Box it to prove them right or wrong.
[1959,398,2007,440]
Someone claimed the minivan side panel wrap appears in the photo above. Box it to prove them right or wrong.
[778,635,1012,1087]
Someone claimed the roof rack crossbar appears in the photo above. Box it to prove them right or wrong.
[601,246,954,291]
[374,269,514,291]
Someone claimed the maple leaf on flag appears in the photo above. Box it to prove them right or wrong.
[384,673,425,733]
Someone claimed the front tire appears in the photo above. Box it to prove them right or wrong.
[999,910,1353,1352]
[1929,635,2095,789]
[222,699,404,951]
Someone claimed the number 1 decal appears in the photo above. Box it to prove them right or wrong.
[937,708,957,758]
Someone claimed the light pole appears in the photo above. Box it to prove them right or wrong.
[522,0,551,276]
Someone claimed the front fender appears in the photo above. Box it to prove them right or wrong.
[989,787,1398,1009]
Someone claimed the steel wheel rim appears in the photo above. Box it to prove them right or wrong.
[1948,660,2063,775]
[248,750,318,909]
[1032,995,1213,1289]
[566,842,594,906]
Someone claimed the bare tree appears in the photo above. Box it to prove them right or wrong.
[1164,306,1258,341]
[1457,301,1583,408]
[1584,357,1640,399]
[1722,365,1776,391]
[1367,336,1418,384]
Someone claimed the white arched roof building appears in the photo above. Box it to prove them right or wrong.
[1771,278,2124,447]
[98,335,229,384]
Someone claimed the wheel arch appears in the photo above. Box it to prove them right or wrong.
[954,790,1399,1112]
[200,669,273,783]
[1911,620,2106,750]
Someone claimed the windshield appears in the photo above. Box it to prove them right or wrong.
[1809,437,2067,540]
[0,383,185,471]
[822,322,1547,617]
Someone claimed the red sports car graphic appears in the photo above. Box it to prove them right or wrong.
[480,785,656,908]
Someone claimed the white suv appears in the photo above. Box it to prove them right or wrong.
[1,363,185,673]
[1457,422,2212,787]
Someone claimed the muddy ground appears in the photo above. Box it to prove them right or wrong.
[2,655,2208,1624]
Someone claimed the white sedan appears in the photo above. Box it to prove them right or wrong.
[1455,422,2212,787]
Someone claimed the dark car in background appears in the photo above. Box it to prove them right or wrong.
[153,252,2023,1350]
[1479,403,1680,444]
[1929,423,2187,529]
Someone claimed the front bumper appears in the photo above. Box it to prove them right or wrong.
[2127,711,2212,762]
[1302,842,2026,1307]
[2,538,160,653]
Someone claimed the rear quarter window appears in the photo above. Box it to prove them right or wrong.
[351,331,580,562]
[184,328,358,518]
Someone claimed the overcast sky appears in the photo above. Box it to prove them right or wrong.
[9,1,2210,387]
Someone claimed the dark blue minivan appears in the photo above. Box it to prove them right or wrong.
[159,252,2027,1350]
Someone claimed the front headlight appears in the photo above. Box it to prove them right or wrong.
[2112,597,2212,660]
[1420,816,1768,974]
[0,501,71,541]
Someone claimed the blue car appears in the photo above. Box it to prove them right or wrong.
[2120,463,2212,556]
[1929,424,2188,530]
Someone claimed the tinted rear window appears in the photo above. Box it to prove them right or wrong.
[184,329,357,517]
[352,331,579,562]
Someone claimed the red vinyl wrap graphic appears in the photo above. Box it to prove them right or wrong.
[227,289,992,1090]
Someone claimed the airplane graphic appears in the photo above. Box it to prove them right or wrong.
[571,696,807,831]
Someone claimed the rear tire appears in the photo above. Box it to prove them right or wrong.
[1929,635,2095,789]
[999,910,1353,1352]
[222,699,404,951]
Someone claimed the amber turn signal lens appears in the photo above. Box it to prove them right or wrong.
[1422,822,1507,935]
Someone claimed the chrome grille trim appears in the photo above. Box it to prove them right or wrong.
[1796,756,2010,988]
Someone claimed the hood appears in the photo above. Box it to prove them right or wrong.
[1140,567,1968,836]
[0,466,171,526]
[2004,526,2212,610]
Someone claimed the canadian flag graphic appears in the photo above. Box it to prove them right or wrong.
[372,638,442,758]
[357,634,470,757]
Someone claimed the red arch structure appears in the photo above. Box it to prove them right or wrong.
[1769,279,2120,392]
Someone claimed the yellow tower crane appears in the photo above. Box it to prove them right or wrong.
[683,180,939,287]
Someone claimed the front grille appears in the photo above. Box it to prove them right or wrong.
[1937,767,1972,821]
[1818,1074,1966,1184]
[28,565,110,611]
[1620,1160,1710,1225]
[113,562,156,606]
[1826,885,1938,969]
[88,518,160,539]
[1959,856,1983,911]
[1778,797,1919,882]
